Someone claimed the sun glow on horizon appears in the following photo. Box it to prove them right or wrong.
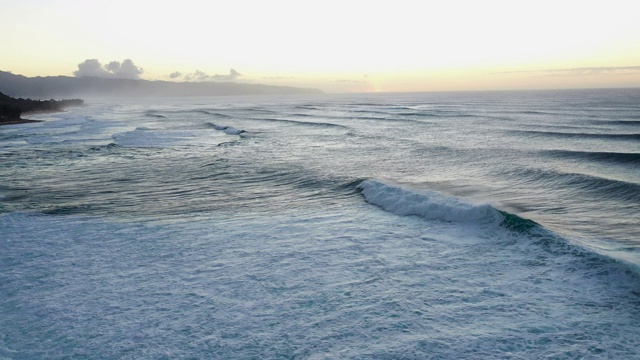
[2,0,639,93]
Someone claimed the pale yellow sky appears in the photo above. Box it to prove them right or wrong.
[2,0,639,93]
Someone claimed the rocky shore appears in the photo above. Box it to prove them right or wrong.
[0,91,83,125]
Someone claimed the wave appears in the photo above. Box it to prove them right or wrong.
[248,117,350,130]
[521,110,557,115]
[144,112,167,119]
[294,105,322,111]
[0,186,28,202]
[205,122,246,135]
[542,149,640,165]
[587,120,640,127]
[181,108,264,118]
[341,107,472,119]
[509,130,640,141]
[192,110,232,118]
[269,109,432,125]
[42,204,95,215]
[223,127,245,135]
[112,127,234,148]
[355,179,640,275]
[356,179,537,232]
[396,111,446,118]
[206,123,229,131]
[208,111,233,118]
[88,143,121,152]
[508,168,640,203]
[349,108,410,115]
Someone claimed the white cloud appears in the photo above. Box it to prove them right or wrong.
[73,59,110,78]
[114,59,143,79]
[73,59,143,79]
[184,68,242,82]
[212,68,242,81]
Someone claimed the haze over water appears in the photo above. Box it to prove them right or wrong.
[2,0,639,92]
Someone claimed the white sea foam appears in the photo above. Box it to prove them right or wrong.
[357,179,500,223]
[2,92,640,359]
[207,122,245,135]
[2,206,639,359]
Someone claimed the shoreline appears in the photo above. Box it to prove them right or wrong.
[1,91,81,127]
[0,108,67,126]
[0,108,58,126]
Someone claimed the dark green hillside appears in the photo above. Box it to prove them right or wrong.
[0,91,83,125]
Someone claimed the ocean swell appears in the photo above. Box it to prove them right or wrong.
[356,179,640,274]
[206,122,245,135]
[542,149,640,165]
[509,130,640,141]
[357,179,511,226]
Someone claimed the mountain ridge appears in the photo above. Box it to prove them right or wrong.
[0,70,323,99]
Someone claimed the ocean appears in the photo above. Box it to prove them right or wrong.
[1,89,639,359]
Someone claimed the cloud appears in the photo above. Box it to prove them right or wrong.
[74,59,143,79]
[74,59,110,78]
[112,59,143,79]
[184,68,243,82]
[184,70,209,81]
[169,71,183,79]
[105,61,121,73]
[212,68,242,81]
[497,66,640,77]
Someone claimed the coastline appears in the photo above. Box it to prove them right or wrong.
[0,109,60,126]
[0,108,68,126]
[1,91,82,126]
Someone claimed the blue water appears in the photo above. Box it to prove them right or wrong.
[1,89,639,358]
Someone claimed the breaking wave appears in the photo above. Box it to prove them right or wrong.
[356,179,537,232]
[206,123,246,135]
[356,179,639,275]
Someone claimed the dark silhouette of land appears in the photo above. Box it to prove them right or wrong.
[0,91,84,125]
[0,70,323,99]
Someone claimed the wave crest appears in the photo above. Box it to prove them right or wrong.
[357,179,497,222]
[356,179,541,233]
[206,122,245,135]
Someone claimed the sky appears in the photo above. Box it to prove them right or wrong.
[2,0,639,93]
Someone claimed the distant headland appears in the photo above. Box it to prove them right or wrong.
[0,91,84,125]
[0,70,323,99]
